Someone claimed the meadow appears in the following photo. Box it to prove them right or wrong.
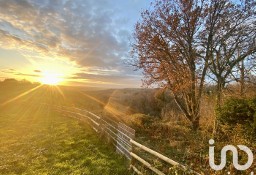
[0,81,129,175]
[1,79,256,174]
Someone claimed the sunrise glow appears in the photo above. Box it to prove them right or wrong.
[40,72,63,85]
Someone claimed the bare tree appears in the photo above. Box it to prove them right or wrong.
[203,0,256,106]
[231,56,255,97]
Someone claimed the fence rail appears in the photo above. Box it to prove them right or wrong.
[53,105,201,175]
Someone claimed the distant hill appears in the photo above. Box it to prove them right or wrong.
[0,79,164,122]
[81,88,162,122]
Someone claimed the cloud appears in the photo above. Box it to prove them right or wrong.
[34,70,41,73]
[73,72,140,82]
[1,68,40,78]
[1,68,16,74]
[0,0,150,87]
[70,72,142,88]
[14,72,40,77]
[0,0,127,66]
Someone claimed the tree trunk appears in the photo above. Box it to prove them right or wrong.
[214,77,225,136]
[240,60,245,97]
[216,78,225,108]
[173,94,200,130]
[192,116,200,131]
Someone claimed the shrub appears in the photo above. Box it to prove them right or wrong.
[217,97,256,140]
[129,113,153,129]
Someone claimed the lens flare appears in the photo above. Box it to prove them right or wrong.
[40,72,63,85]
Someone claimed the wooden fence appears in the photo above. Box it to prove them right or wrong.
[54,105,201,175]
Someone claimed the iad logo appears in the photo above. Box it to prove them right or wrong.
[209,139,254,174]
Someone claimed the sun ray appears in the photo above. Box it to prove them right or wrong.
[80,92,106,106]
[0,84,43,106]
[54,86,66,100]
[80,91,126,120]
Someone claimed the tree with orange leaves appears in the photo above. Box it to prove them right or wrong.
[131,0,256,130]
[132,0,209,130]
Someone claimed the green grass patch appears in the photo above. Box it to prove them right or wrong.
[0,102,129,174]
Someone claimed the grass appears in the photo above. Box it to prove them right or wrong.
[6,81,256,174]
[0,84,129,175]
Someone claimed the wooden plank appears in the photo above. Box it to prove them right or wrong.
[116,141,131,155]
[116,145,125,155]
[121,123,135,135]
[130,139,201,175]
[104,128,131,160]
[92,127,98,133]
[58,109,100,127]
[118,127,134,139]
[104,126,132,158]
[130,165,143,175]
[130,139,180,166]
[130,152,165,175]
[116,122,134,159]
[101,119,117,132]
[106,127,132,148]
[88,111,101,119]
[116,127,134,140]
[118,122,135,137]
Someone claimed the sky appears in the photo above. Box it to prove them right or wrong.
[0,0,153,88]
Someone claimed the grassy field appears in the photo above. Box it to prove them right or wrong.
[0,83,129,175]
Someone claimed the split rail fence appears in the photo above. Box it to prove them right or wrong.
[54,105,201,175]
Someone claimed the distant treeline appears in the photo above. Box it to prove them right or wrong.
[0,78,40,86]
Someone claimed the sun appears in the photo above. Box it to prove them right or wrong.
[40,72,63,85]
